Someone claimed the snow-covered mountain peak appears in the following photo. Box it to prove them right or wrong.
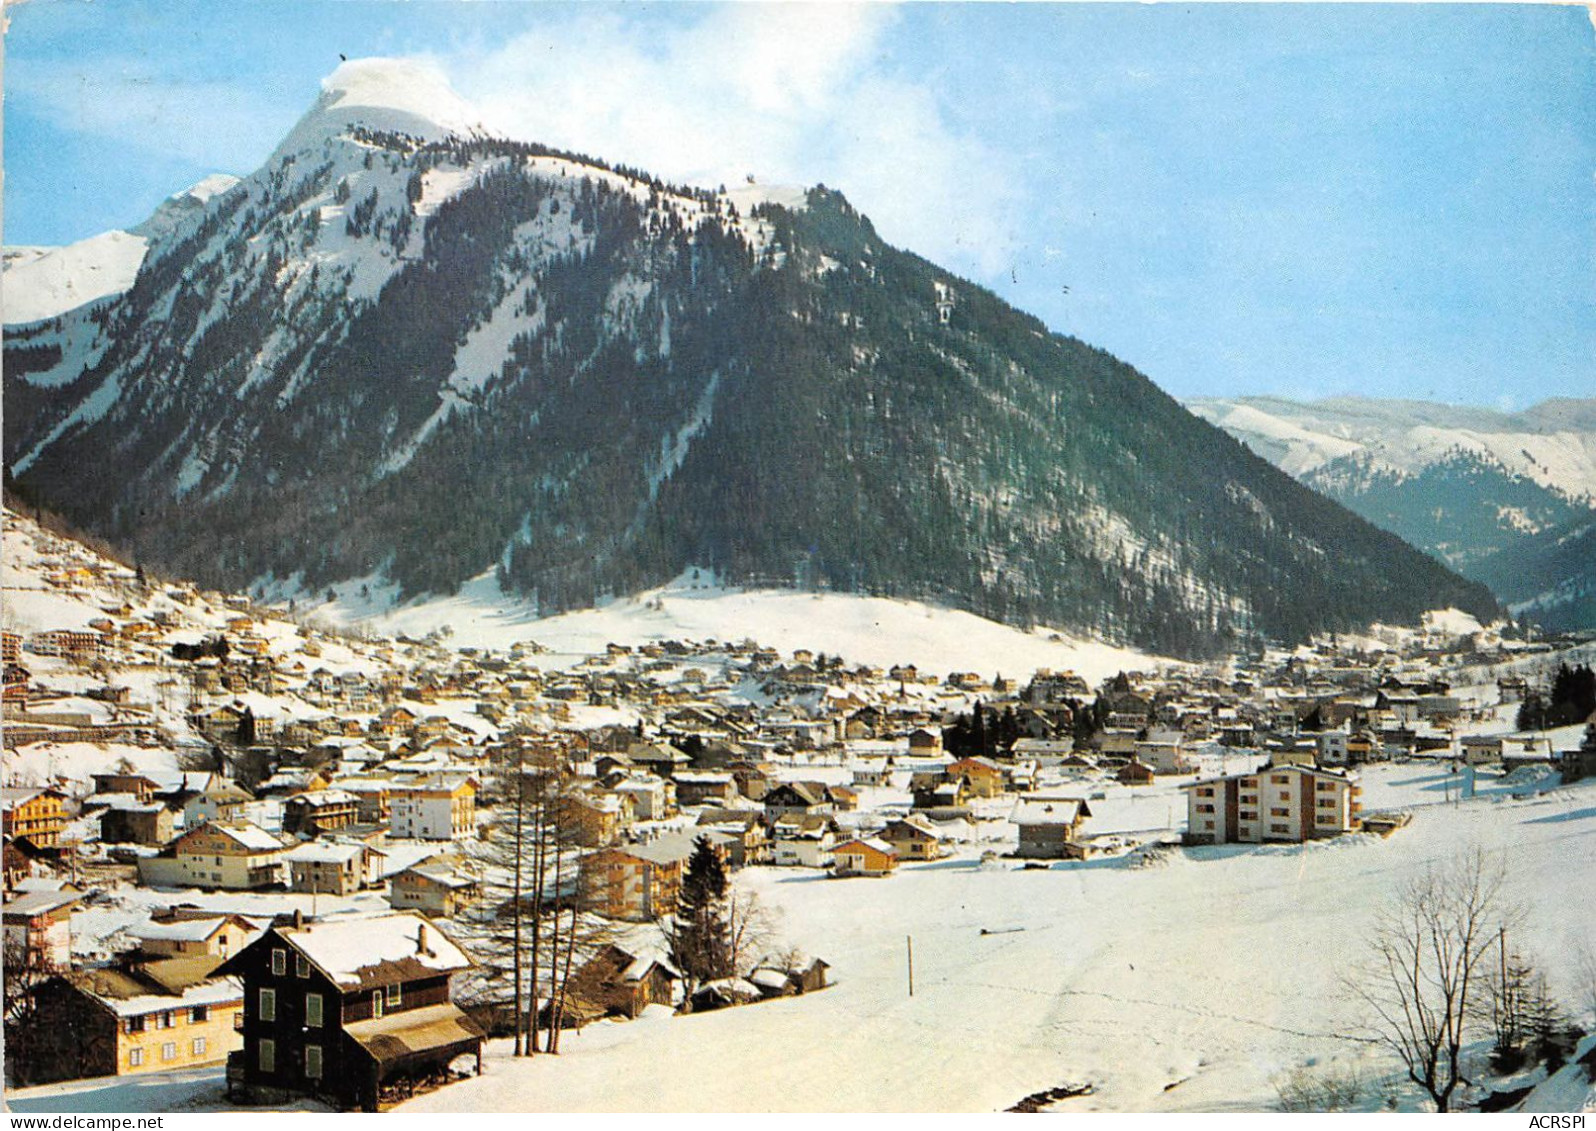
[129,174,243,242]
[182,173,244,203]
[273,56,487,159]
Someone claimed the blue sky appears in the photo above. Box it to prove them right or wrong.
[6,2,1592,408]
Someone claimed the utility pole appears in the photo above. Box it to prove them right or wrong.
[906,935,914,998]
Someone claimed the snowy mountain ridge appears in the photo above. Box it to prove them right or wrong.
[3,231,151,326]
[2,176,242,326]
[1187,394,1596,504]
[1187,394,1596,631]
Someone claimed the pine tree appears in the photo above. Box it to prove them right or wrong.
[668,836,734,997]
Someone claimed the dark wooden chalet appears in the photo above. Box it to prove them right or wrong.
[218,910,484,1111]
[761,781,834,818]
[541,944,678,1028]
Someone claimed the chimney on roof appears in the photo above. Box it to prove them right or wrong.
[293,908,303,929]
[417,923,428,955]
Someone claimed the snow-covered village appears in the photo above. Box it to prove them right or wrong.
[5,2,1596,1119]
[3,503,1595,1114]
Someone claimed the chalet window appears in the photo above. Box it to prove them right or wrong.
[126,1016,146,1034]
[306,993,323,1028]
[305,1044,323,1079]
[1240,811,1256,821]
[372,991,384,1018]
[296,953,310,978]
[1318,799,1337,809]
[1271,775,1290,785]
[192,1037,207,1056]
[1270,823,1289,834]
[191,1005,208,1023]
[1317,781,1337,791]
[1196,787,1214,797]
[271,948,286,976]
[160,1010,175,1028]
[129,1047,144,1067]
[260,988,276,1022]
[258,1038,275,1073]
[386,983,401,1007]
[161,1042,177,1061]
[1195,803,1214,814]
[1271,808,1288,817]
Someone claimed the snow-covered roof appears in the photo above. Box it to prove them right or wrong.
[68,960,243,1017]
[11,877,80,895]
[276,911,472,988]
[285,788,359,806]
[398,863,478,889]
[2,890,80,918]
[0,786,60,808]
[88,791,148,811]
[283,840,368,865]
[750,967,790,991]
[672,771,734,785]
[102,976,243,1018]
[185,821,283,853]
[614,833,698,867]
[1012,797,1089,826]
[130,916,239,944]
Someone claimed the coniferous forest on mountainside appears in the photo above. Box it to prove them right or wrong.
[4,132,1499,659]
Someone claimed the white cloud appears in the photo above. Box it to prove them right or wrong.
[454,4,1024,278]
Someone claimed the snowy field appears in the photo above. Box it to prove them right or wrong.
[311,567,1168,685]
[393,765,1596,1113]
[14,761,1593,1114]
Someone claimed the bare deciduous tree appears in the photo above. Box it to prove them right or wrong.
[728,889,780,976]
[4,938,67,1084]
[1346,850,1513,1112]
[1573,937,1596,1029]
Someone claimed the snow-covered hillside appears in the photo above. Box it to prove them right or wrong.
[305,567,1169,685]
[3,177,241,326]
[2,232,149,325]
[0,506,391,785]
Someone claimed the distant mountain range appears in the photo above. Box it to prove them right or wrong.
[2,58,1498,658]
[1187,396,1596,631]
